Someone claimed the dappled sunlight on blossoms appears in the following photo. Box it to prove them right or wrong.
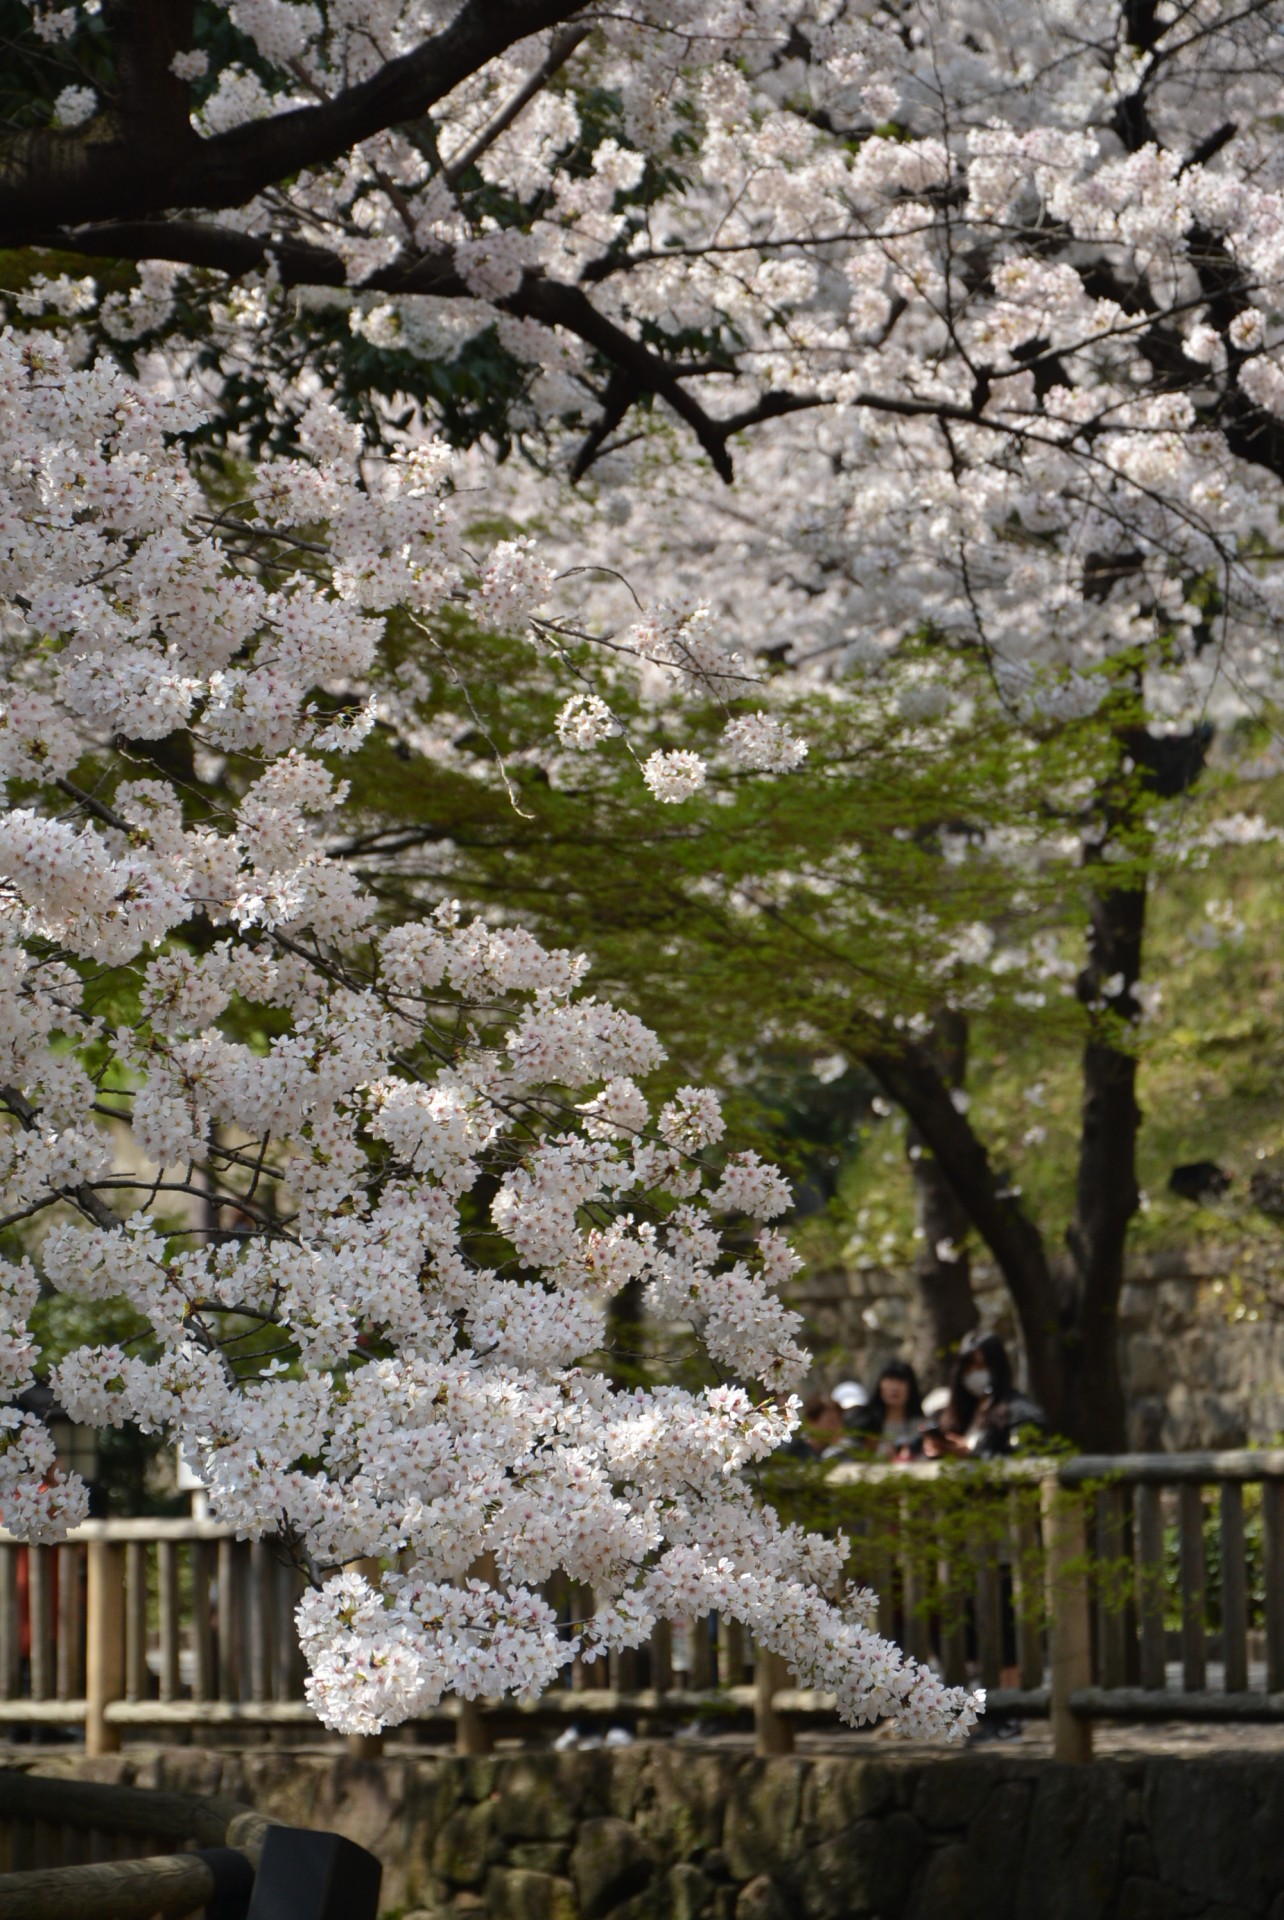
[0,323,976,1743]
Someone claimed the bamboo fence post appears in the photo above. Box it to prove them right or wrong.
[157,1540,180,1703]
[1178,1482,1207,1692]
[1219,1481,1248,1695]
[1010,1485,1044,1691]
[1134,1482,1166,1690]
[56,1543,82,1703]
[191,1541,215,1702]
[124,1541,148,1703]
[0,1543,17,1697]
[28,1547,52,1700]
[85,1539,126,1756]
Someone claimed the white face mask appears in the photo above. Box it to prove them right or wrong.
[963,1367,992,1398]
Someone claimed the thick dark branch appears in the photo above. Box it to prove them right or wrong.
[103,0,196,146]
[902,1009,978,1372]
[568,368,638,481]
[502,277,737,480]
[0,0,581,235]
[32,220,750,475]
[42,219,468,294]
[860,1040,1058,1331]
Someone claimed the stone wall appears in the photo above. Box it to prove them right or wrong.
[17,1743,1284,1920]
[794,1244,1284,1451]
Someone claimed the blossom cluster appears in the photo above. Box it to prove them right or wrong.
[0,323,975,1742]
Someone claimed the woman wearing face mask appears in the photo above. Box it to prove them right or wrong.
[927,1331,1045,1459]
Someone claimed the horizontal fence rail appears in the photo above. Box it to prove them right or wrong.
[7,1454,1284,1760]
[0,1772,271,1918]
[0,1770,381,1920]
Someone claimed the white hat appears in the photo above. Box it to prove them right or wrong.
[922,1385,951,1417]
[831,1380,868,1411]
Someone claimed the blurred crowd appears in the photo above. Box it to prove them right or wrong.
[787,1332,1046,1465]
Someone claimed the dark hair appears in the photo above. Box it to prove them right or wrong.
[868,1359,924,1430]
[944,1331,1014,1436]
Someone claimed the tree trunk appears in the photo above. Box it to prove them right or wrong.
[862,708,1194,1452]
[905,1010,978,1381]
[1057,854,1149,1450]
[862,1040,1072,1435]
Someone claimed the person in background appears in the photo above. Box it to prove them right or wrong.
[831,1379,869,1428]
[857,1359,926,1459]
[799,1393,855,1460]
[924,1331,1045,1459]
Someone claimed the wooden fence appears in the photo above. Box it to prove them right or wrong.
[0,1772,270,1917]
[7,1452,1284,1761]
[0,1770,381,1919]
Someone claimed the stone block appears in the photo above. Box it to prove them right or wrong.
[910,1759,999,1833]
[434,1801,495,1887]
[1124,1833,1158,1879]
[721,1760,804,1880]
[459,1757,500,1802]
[633,1750,726,1859]
[968,1779,1032,1920]
[1124,1338,1171,1397]
[398,1769,470,1907]
[496,1756,597,1840]
[605,1746,652,1822]
[1148,1762,1268,1913]
[610,1863,715,1920]
[799,1758,894,1837]
[510,1843,571,1874]
[905,1843,967,1920]
[1012,1766,1125,1919]
[735,1873,792,1920]
[1115,1880,1176,1920]
[799,1812,921,1920]
[483,1868,578,1920]
[569,1814,654,1918]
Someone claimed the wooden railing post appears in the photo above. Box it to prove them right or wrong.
[1042,1472,1092,1763]
[85,1537,126,1756]
[1262,1479,1284,1692]
[753,1647,793,1755]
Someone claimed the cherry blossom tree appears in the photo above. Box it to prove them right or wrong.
[488,0,1284,1450]
[7,0,1282,1451]
[4,0,1284,1724]
[0,328,983,1737]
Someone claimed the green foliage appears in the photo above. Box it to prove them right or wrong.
[759,1461,1270,1653]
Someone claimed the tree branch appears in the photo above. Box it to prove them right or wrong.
[442,24,589,186]
[0,0,582,234]
[859,1035,1067,1429]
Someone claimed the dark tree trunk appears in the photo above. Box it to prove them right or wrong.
[864,1039,1073,1435]
[905,1010,978,1382]
[603,1279,645,1389]
[860,711,1205,1452]
[1057,851,1149,1450]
